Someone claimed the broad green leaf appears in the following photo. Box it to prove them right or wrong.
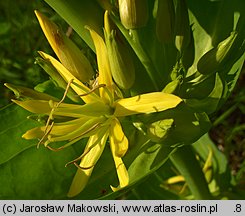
[125,162,181,200]
[0,104,38,166]
[185,73,224,114]
[187,0,245,76]
[140,103,212,145]
[178,0,245,114]
[0,104,77,199]
[192,134,232,197]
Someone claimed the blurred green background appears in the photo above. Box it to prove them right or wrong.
[0,0,244,192]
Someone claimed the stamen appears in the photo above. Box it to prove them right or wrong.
[45,122,103,153]
[44,107,55,133]
[46,145,64,152]
[57,78,74,106]
[101,85,114,105]
[44,79,74,134]
[73,161,94,170]
[68,122,102,142]
[78,84,106,97]
[65,147,92,167]
[65,131,104,168]
[37,121,54,148]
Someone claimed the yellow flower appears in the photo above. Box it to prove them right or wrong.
[8,11,182,197]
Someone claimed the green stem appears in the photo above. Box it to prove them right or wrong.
[170,145,212,199]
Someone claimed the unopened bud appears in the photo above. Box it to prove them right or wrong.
[35,10,94,82]
[162,79,181,94]
[175,0,190,53]
[118,0,149,29]
[104,11,135,89]
[181,28,195,70]
[96,0,113,11]
[156,0,175,43]
[197,31,238,74]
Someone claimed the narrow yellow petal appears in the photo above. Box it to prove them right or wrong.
[114,92,182,117]
[35,10,94,82]
[46,117,92,137]
[5,83,58,101]
[39,51,99,104]
[68,129,109,197]
[22,127,44,140]
[12,99,51,114]
[109,126,129,191]
[49,116,106,142]
[110,118,128,157]
[87,26,114,103]
[110,155,129,191]
[54,101,112,117]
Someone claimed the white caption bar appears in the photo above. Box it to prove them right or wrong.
[0,200,244,216]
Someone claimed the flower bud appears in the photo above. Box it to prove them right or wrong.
[104,11,135,89]
[35,10,94,82]
[175,0,190,53]
[156,0,175,43]
[162,79,180,94]
[197,31,238,74]
[118,0,149,29]
[96,0,113,11]
[181,28,195,70]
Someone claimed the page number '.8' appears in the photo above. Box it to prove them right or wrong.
[234,204,241,213]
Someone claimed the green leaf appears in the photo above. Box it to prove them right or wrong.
[125,164,181,200]
[185,73,224,114]
[187,0,244,76]
[140,103,212,145]
[0,104,77,199]
[192,133,232,196]
[0,22,11,35]
[179,0,245,113]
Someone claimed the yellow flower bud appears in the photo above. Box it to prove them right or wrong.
[118,0,149,29]
[35,10,94,82]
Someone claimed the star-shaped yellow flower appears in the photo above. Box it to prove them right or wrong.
[6,11,182,197]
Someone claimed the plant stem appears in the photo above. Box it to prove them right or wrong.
[170,145,212,199]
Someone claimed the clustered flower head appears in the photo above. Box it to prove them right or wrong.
[5,10,182,197]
